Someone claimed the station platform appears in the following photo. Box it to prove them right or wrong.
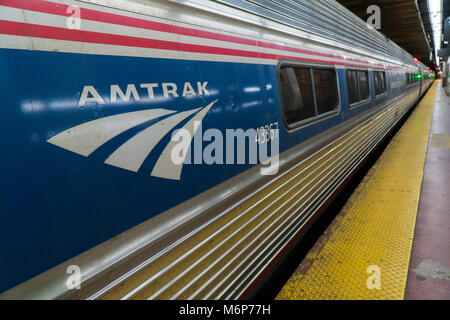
[276,81,450,300]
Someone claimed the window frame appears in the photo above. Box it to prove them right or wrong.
[277,60,341,131]
[345,67,372,108]
[405,73,410,86]
[407,73,416,86]
[373,70,388,99]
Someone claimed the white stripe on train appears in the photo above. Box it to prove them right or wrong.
[0,5,384,68]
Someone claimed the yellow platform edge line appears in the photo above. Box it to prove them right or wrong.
[277,84,437,300]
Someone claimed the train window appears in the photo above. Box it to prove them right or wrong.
[374,71,387,96]
[406,73,415,85]
[279,64,339,128]
[358,71,370,100]
[346,69,370,106]
[346,70,359,104]
[313,69,339,114]
[279,66,315,124]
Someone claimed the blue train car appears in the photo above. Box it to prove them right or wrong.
[0,0,433,299]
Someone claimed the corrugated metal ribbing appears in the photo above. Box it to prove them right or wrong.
[215,0,408,62]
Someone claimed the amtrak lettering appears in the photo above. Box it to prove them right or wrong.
[78,82,210,106]
[48,80,279,181]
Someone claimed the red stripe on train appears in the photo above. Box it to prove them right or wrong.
[0,0,384,67]
[0,19,376,68]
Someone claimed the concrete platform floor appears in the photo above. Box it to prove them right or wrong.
[405,80,450,300]
[277,81,449,300]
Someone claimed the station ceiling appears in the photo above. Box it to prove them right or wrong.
[336,0,435,67]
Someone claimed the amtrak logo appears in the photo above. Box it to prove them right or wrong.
[47,100,218,180]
